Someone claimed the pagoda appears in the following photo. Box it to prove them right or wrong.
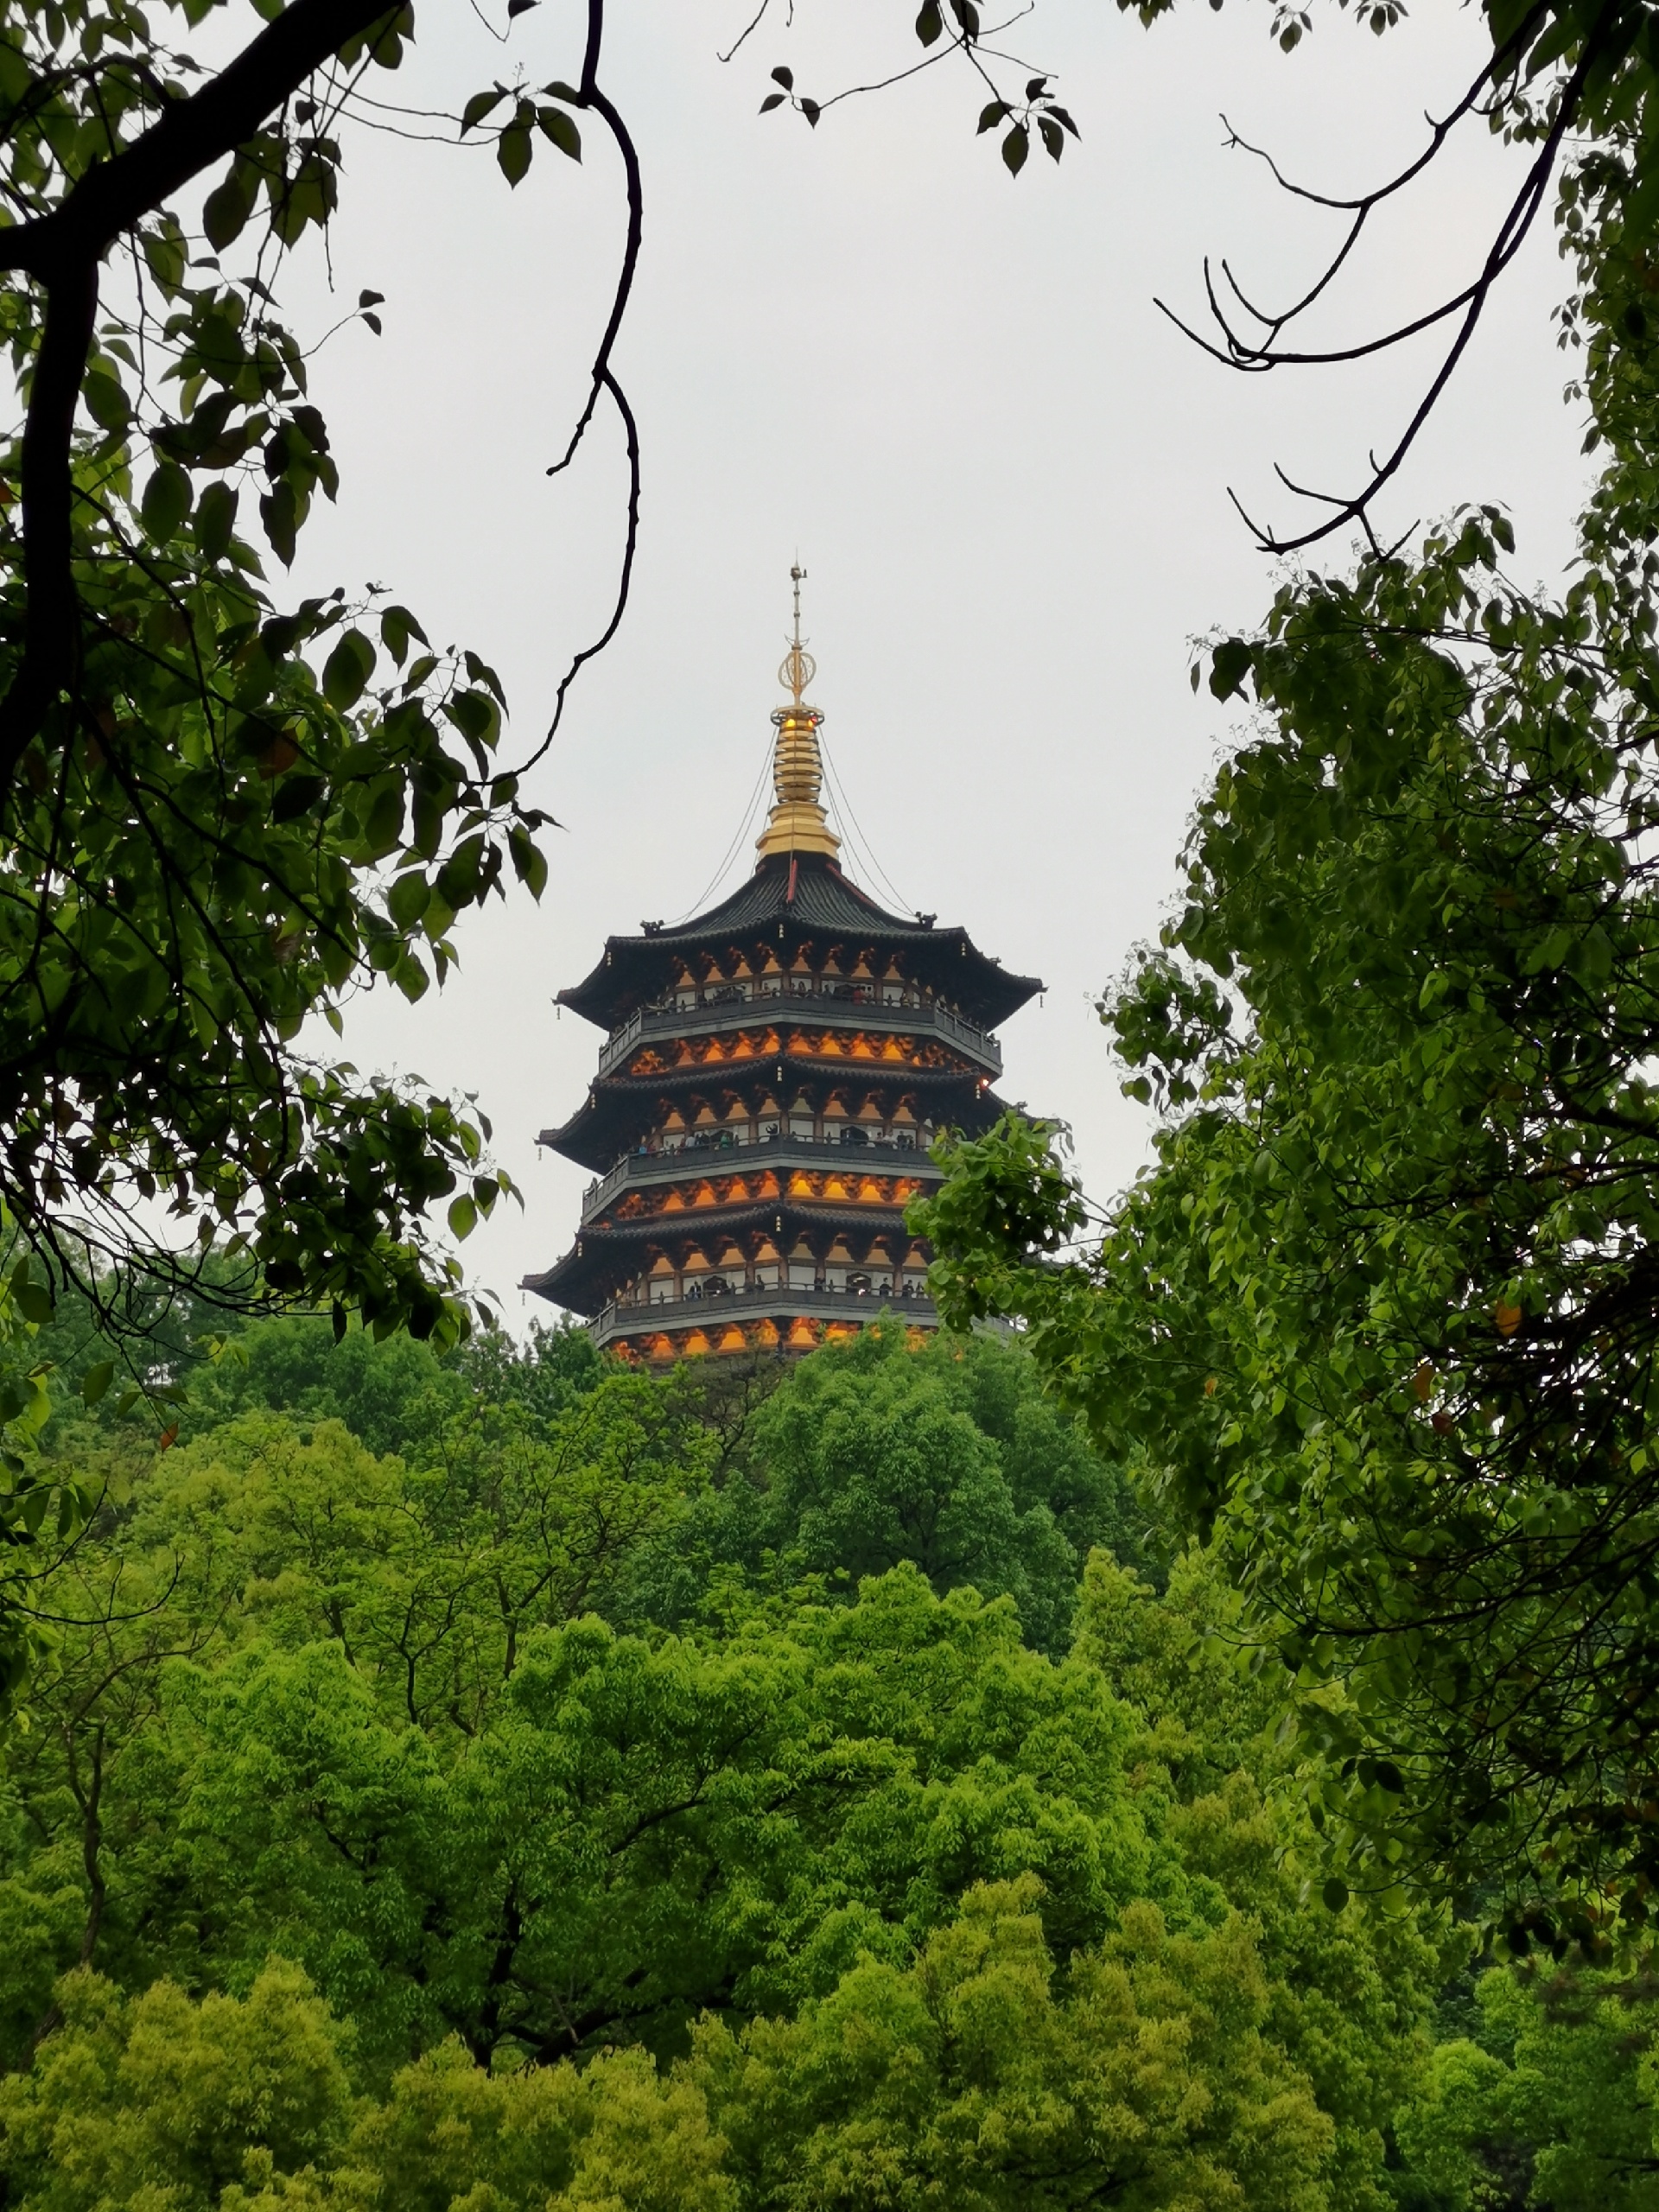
[522,573,1042,1361]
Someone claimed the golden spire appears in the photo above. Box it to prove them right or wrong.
[757,563,841,861]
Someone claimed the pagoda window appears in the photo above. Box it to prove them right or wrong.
[788,1097,815,1140]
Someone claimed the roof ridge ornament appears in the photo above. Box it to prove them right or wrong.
[757,563,841,863]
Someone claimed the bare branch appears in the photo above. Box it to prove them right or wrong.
[523,0,643,771]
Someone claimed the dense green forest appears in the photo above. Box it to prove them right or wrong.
[0,1313,1649,2209]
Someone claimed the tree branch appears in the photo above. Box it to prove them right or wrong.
[520,0,643,771]
[0,0,406,790]
[0,0,404,280]
[1161,0,1605,555]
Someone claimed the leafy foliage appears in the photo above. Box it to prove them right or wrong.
[913,0,1659,1945]
[690,1323,1156,1656]
[0,1318,1648,2205]
[0,0,563,1350]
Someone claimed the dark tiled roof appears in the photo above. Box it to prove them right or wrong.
[542,1064,1008,1173]
[556,853,1041,1031]
[524,1198,931,1313]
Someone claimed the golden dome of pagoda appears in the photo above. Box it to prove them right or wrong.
[757,565,840,861]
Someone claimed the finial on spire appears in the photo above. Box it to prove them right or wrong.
[757,563,839,862]
[779,563,816,715]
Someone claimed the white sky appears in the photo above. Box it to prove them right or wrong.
[276,0,1590,1325]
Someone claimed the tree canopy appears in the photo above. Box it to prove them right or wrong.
[916,0,1659,1951]
[0,1313,1649,2206]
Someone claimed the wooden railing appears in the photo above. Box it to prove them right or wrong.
[580,1129,937,1219]
[591,1283,938,1350]
[595,990,1001,1081]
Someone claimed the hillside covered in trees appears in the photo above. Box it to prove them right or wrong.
[0,1315,1650,2209]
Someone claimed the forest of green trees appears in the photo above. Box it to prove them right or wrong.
[7,0,1659,2201]
[0,1311,1652,2209]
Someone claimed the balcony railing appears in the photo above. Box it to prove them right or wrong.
[592,1282,938,1351]
[595,987,1001,1081]
[580,1128,940,1221]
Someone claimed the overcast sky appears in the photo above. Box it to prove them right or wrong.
[276,0,1589,1325]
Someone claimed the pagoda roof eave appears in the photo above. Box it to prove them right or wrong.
[524,1197,935,1314]
[556,853,1041,1031]
[540,1068,1012,1174]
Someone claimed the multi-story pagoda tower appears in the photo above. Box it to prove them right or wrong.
[523,573,1041,1361]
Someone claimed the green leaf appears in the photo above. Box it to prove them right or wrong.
[388,870,430,929]
[497,122,533,186]
[203,169,253,251]
[463,649,506,705]
[508,824,548,899]
[1001,123,1028,175]
[140,463,193,544]
[194,480,238,563]
[259,480,300,567]
[83,370,130,433]
[436,834,488,910]
[1321,1878,1350,1914]
[394,950,430,1001]
[915,0,943,43]
[461,86,507,132]
[448,1192,478,1240]
[322,629,377,712]
[141,222,188,296]
[537,106,582,161]
[271,774,327,823]
[380,605,429,667]
[1209,638,1254,700]
[79,1360,114,1408]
